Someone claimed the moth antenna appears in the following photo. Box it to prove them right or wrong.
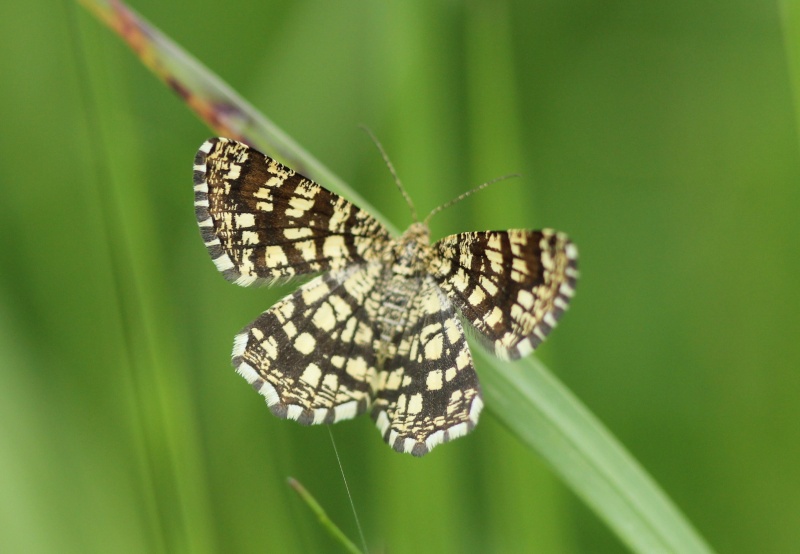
[360,125,418,223]
[423,173,521,225]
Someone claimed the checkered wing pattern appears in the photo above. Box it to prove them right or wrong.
[372,276,481,456]
[431,230,578,360]
[194,137,390,286]
[232,263,383,425]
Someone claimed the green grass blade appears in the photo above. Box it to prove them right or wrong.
[477,350,714,553]
[78,0,395,233]
[80,1,715,552]
[780,0,800,146]
[287,478,363,554]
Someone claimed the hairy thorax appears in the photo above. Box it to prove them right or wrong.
[375,222,433,363]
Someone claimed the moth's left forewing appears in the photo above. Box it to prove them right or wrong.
[194,137,391,286]
[430,229,578,360]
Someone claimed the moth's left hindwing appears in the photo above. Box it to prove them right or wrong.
[233,264,383,426]
[431,230,578,360]
[194,137,390,286]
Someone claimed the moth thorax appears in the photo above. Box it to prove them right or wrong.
[404,221,430,243]
[386,222,431,275]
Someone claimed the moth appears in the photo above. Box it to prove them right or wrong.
[194,137,577,456]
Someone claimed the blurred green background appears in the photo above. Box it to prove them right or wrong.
[1,0,799,552]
